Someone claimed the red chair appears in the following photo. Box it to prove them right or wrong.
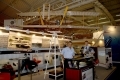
[33,58,41,64]
[94,59,99,66]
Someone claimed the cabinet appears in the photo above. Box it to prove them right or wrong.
[64,59,94,80]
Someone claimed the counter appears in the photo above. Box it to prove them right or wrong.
[64,58,94,80]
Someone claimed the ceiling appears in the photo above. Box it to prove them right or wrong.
[0,0,120,39]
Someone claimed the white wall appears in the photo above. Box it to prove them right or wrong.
[93,31,104,39]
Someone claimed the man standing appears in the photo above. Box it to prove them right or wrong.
[61,41,75,68]
[83,41,90,56]
[83,41,95,58]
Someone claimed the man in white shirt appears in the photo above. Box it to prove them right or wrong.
[83,41,90,55]
[83,41,95,58]
[61,41,75,68]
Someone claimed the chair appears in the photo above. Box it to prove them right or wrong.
[32,57,41,75]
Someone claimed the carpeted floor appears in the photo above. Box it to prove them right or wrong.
[107,63,120,80]
[14,66,116,80]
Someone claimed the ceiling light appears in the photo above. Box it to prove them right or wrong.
[28,18,31,20]
[99,40,103,44]
[92,41,95,44]
[43,35,46,38]
[17,32,21,36]
[0,30,2,35]
[115,19,120,21]
[32,34,35,37]
[89,21,110,26]
[108,26,115,32]
[87,20,94,22]
[116,14,120,16]
[99,17,106,20]
[52,36,55,39]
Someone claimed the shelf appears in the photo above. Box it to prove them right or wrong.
[0,48,23,51]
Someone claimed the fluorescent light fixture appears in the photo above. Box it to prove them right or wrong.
[115,19,120,21]
[89,21,110,26]
[116,14,120,16]
[87,20,94,22]
[99,17,106,20]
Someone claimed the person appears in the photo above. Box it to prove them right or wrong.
[83,41,90,56]
[83,41,95,58]
[61,41,75,68]
[83,41,98,79]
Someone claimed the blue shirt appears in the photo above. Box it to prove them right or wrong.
[61,47,75,59]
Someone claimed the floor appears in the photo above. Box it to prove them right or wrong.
[14,68,63,80]
[95,67,116,80]
[106,63,120,80]
[14,67,116,80]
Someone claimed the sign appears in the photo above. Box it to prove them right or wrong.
[4,19,23,29]
[82,68,93,80]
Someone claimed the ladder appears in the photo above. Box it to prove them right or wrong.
[43,4,50,20]
[44,31,63,80]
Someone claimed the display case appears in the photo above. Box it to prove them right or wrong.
[64,59,94,80]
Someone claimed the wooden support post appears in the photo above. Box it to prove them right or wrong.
[38,8,44,25]
[60,6,68,26]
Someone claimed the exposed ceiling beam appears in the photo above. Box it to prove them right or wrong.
[20,25,100,29]
[24,18,39,25]
[53,0,96,10]
[68,16,88,26]
[17,11,100,16]
[94,1,116,25]
[20,0,97,25]
[0,0,22,13]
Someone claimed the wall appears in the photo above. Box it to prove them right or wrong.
[0,52,61,74]
[103,26,120,62]
[72,39,104,54]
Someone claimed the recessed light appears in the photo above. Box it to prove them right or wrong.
[99,17,106,20]
[87,20,94,22]
[116,14,120,16]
